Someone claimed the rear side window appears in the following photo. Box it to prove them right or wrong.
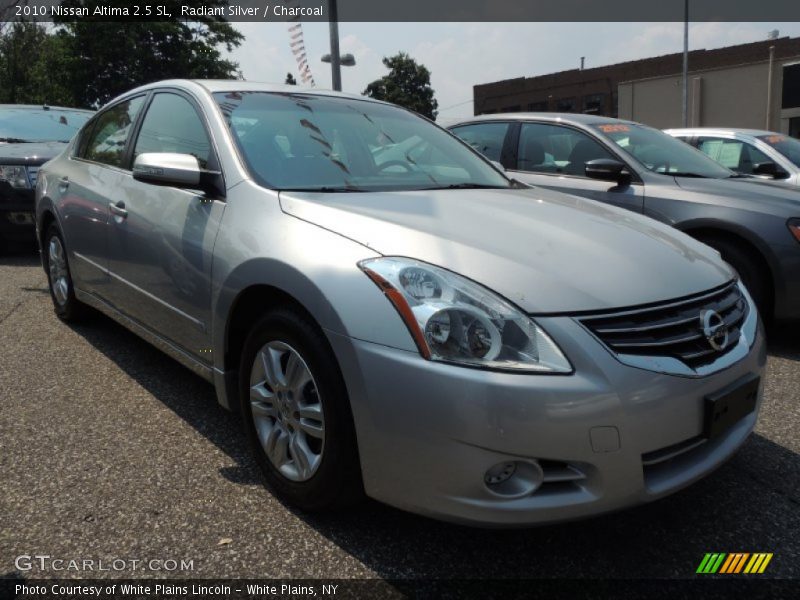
[82,97,145,168]
[517,122,615,176]
[133,93,212,169]
[450,122,509,162]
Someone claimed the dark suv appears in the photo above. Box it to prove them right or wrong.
[0,105,93,249]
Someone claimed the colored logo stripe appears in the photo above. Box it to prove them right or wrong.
[697,553,773,574]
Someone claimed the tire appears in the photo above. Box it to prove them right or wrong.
[239,308,362,511]
[701,236,771,319]
[43,224,88,322]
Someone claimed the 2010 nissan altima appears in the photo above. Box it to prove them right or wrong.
[35,80,765,526]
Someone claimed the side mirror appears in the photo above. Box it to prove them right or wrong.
[585,158,631,185]
[133,153,202,188]
[752,161,789,180]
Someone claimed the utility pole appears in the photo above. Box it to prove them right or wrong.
[682,0,689,127]
[328,0,342,91]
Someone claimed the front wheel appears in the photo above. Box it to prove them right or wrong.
[43,224,88,322]
[239,308,362,511]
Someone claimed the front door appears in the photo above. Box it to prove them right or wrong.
[105,91,225,359]
[508,122,645,213]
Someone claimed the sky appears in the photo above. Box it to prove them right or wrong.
[228,22,800,120]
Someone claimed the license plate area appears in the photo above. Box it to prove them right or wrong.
[704,375,760,440]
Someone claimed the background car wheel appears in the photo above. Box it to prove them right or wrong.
[701,236,771,320]
[43,224,88,322]
[239,308,362,511]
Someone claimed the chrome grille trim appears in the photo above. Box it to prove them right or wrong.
[578,281,758,377]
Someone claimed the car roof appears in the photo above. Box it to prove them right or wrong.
[0,104,94,114]
[664,127,776,137]
[447,112,636,127]
[116,79,387,106]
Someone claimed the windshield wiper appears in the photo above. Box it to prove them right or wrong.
[667,172,709,178]
[280,186,365,193]
[420,183,509,190]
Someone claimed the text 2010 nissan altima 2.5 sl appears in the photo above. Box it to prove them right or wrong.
[35,80,765,526]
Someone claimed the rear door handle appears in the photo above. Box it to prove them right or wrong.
[58,176,69,192]
[109,201,128,219]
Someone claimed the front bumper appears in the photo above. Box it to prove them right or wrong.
[329,311,766,526]
[0,184,35,244]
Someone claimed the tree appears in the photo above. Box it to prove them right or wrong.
[55,0,244,107]
[363,52,438,119]
[285,72,297,85]
[0,21,74,106]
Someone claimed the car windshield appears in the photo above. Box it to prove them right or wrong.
[0,106,93,143]
[214,91,510,192]
[757,134,800,167]
[593,122,734,178]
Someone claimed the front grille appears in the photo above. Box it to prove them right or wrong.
[27,165,40,187]
[580,281,747,371]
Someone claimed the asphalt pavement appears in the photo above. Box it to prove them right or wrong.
[1,248,799,585]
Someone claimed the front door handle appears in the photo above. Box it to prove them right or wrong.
[109,201,128,219]
[58,176,69,192]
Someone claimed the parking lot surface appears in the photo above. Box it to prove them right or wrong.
[1,249,799,582]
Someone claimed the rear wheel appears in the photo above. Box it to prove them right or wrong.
[43,224,88,322]
[239,308,362,511]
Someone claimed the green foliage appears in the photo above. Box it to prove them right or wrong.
[363,52,438,120]
[285,72,297,85]
[0,1,243,109]
[0,21,73,106]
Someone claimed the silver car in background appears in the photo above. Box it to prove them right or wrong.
[36,81,765,526]
[666,127,800,186]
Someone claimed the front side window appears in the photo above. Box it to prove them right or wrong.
[516,122,615,176]
[696,137,771,174]
[449,122,509,163]
[594,122,734,179]
[214,92,510,192]
[82,97,145,167]
[758,133,800,167]
[134,93,212,169]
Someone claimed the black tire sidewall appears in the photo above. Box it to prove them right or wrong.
[239,309,361,511]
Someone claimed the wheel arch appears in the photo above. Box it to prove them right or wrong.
[676,219,778,312]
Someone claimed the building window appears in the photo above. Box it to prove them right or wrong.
[782,63,800,109]
[555,97,576,112]
[583,93,605,114]
[528,101,549,112]
[502,105,521,113]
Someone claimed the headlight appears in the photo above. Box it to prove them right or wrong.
[358,257,572,373]
[0,165,30,189]
[789,218,800,244]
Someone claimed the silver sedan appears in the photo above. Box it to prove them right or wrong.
[35,80,765,525]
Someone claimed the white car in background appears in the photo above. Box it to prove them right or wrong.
[666,128,800,186]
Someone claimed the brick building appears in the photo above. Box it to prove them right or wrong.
[473,36,800,135]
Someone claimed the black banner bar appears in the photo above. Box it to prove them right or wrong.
[3,0,800,23]
[2,578,799,600]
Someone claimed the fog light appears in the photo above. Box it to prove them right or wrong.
[484,460,544,498]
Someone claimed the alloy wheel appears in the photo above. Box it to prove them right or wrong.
[48,235,70,306]
[249,341,325,482]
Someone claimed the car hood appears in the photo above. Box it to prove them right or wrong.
[674,176,800,214]
[0,141,67,164]
[279,187,732,313]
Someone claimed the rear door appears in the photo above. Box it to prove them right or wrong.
[507,121,645,213]
[105,90,225,359]
[59,96,146,294]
